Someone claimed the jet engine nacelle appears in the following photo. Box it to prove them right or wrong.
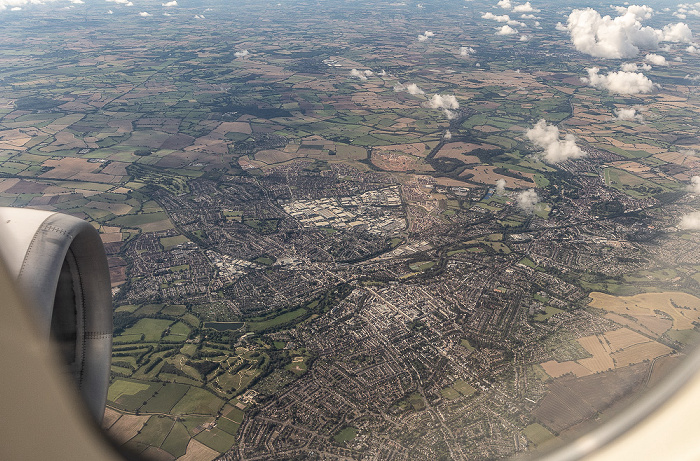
[0,207,112,423]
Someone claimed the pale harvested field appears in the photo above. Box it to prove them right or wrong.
[255,149,301,164]
[0,128,31,148]
[612,342,672,368]
[654,151,700,166]
[374,142,433,157]
[102,407,122,430]
[372,151,431,172]
[87,201,133,215]
[461,164,536,188]
[106,413,150,444]
[540,360,592,378]
[604,328,651,352]
[589,291,700,331]
[577,336,614,373]
[435,177,476,188]
[40,157,98,179]
[142,447,175,461]
[0,178,20,192]
[140,219,175,232]
[177,439,219,461]
[604,312,672,337]
[215,121,251,135]
[100,233,123,244]
[43,131,86,151]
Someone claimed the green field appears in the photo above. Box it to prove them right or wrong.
[440,387,461,400]
[522,423,555,447]
[453,379,476,397]
[118,318,173,342]
[334,426,358,444]
[195,427,238,453]
[247,308,307,332]
[160,421,191,458]
[171,387,225,415]
[141,383,190,413]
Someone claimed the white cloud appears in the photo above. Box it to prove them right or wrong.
[645,53,668,65]
[582,67,655,95]
[689,176,700,193]
[234,50,249,57]
[162,0,177,5]
[138,11,151,16]
[613,4,654,20]
[620,62,651,71]
[495,178,507,195]
[107,9,112,13]
[520,34,531,41]
[350,68,367,81]
[194,14,204,19]
[106,0,133,5]
[680,211,700,229]
[460,46,476,56]
[10,6,20,10]
[517,189,540,213]
[482,11,523,26]
[565,7,694,59]
[496,25,518,35]
[405,83,424,94]
[566,7,660,58]
[497,0,511,9]
[424,94,459,110]
[418,30,435,41]
[526,119,586,164]
[614,107,643,122]
[521,13,535,19]
[444,130,452,140]
[682,149,699,156]
[662,22,693,42]
[483,12,509,21]
[513,1,538,13]
[555,22,568,32]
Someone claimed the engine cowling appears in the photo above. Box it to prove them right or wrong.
[0,207,112,423]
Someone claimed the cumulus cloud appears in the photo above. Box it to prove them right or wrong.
[645,53,668,65]
[495,179,507,195]
[680,211,700,229]
[614,107,643,122]
[138,11,151,16]
[566,6,694,59]
[497,0,511,9]
[482,12,524,26]
[496,25,518,35]
[555,22,568,32]
[106,0,133,5]
[350,68,367,80]
[107,8,112,13]
[443,130,452,140]
[234,49,249,58]
[689,176,700,194]
[424,94,459,110]
[405,83,424,94]
[460,46,476,56]
[517,189,540,213]
[520,34,530,41]
[662,22,694,42]
[162,0,176,5]
[582,67,655,95]
[512,1,538,13]
[526,119,585,164]
[620,62,651,71]
[424,94,459,119]
[418,30,435,41]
